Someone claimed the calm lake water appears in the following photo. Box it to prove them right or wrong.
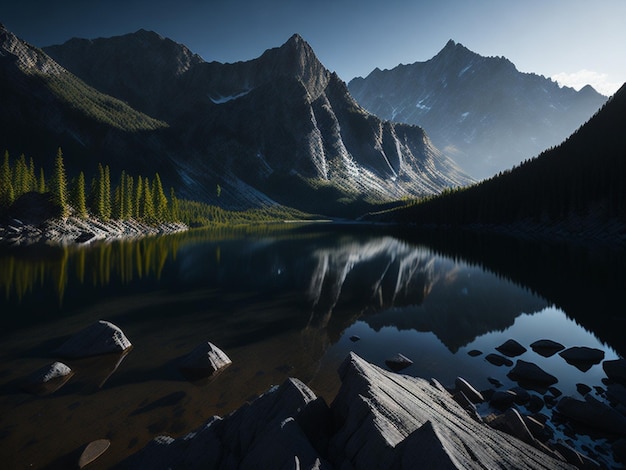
[0,224,624,468]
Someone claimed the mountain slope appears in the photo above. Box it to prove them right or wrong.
[372,82,626,242]
[43,31,473,214]
[349,40,607,179]
[0,23,175,177]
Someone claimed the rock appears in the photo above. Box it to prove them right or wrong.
[613,438,626,464]
[523,415,552,442]
[496,339,527,357]
[606,383,626,409]
[23,361,73,395]
[124,378,332,469]
[603,358,626,385]
[55,320,132,358]
[467,349,482,357]
[557,395,626,435]
[504,408,535,445]
[559,347,605,372]
[454,377,484,404]
[384,353,413,372]
[485,353,513,367]
[530,339,565,357]
[576,383,592,396]
[179,342,232,379]
[553,440,601,469]
[349,335,361,342]
[487,377,502,388]
[508,360,558,391]
[78,439,110,468]
[527,395,545,414]
[329,353,571,469]
[510,386,530,405]
[490,390,517,410]
[548,386,562,398]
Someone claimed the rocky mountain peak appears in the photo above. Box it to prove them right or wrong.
[0,24,64,75]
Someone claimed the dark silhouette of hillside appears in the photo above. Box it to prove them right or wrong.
[373,83,626,242]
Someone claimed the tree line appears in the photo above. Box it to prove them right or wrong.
[0,148,180,223]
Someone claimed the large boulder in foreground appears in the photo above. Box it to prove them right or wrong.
[123,378,331,469]
[125,353,572,469]
[557,396,626,435]
[328,353,570,469]
[55,320,132,358]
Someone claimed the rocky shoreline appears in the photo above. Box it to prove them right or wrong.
[0,216,188,247]
[19,320,626,469]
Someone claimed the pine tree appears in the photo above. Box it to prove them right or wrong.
[97,163,107,219]
[38,167,46,193]
[152,173,168,221]
[125,174,134,219]
[141,176,155,220]
[13,154,28,198]
[28,157,36,192]
[104,165,112,219]
[52,148,69,218]
[135,175,143,219]
[0,150,14,208]
[169,187,179,221]
[72,171,88,218]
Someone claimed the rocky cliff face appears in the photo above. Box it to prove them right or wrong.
[43,31,473,212]
[348,40,607,179]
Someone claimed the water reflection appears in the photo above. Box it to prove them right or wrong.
[0,225,624,468]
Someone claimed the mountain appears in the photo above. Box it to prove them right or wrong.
[371,82,626,241]
[41,31,473,214]
[348,40,607,179]
[0,23,177,178]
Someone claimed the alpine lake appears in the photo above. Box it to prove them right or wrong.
[0,223,624,468]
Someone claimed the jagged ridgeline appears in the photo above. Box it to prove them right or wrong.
[2,24,473,218]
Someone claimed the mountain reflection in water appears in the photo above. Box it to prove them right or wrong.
[0,225,623,468]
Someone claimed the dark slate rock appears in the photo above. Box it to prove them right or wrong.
[490,390,517,410]
[527,395,545,414]
[55,320,132,358]
[613,438,626,464]
[504,408,535,445]
[329,353,571,469]
[454,377,484,404]
[384,353,413,372]
[467,349,482,357]
[496,339,527,357]
[548,387,562,398]
[487,377,503,388]
[508,360,558,390]
[485,353,513,367]
[529,339,565,358]
[559,347,605,372]
[557,395,626,435]
[179,342,232,379]
[349,335,361,342]
[23,361,73,395]
[603,358,626,386]
[510,386,530,405]
[576,383,592,396]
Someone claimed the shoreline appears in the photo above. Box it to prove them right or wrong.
[0,216,188,247]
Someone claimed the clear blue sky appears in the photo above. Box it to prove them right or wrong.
[2,0,624,95]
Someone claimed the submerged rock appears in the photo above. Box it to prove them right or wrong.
[78,439,110,469]
[179,342,232,379]
[496,339,527,357]
[559,347,604,372]
[485,353,513,367]
[23,361,73,395]
[55,320,132,358]
[530,339,565,358]
[557,395,626,435]
[384,353,413,372]
[603,358,626,385]
[508,360,558,390]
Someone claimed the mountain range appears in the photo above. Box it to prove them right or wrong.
[348,40,607,179]
[0,24,472,216]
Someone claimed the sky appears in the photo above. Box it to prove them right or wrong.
[2,0,625,96]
